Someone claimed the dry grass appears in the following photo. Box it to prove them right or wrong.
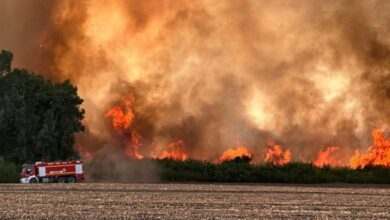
[1,183,390,219]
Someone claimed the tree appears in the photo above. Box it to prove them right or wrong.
[0,50,84,163]
[0,50,13,76]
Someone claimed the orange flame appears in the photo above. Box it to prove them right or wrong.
[105,106,134,130]
[105,94,144,160]
[218,146,253,163]
[126,131,144,160]
[314,146,341,168]
[156,140,188,161]
[265,140,292,165]
[105,94,135,130]
[350,129,390,169]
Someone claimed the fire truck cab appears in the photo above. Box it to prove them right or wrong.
[20,160,84,183]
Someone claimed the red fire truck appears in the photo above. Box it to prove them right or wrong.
[20,160,84,183]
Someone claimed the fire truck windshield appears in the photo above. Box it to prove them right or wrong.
[23,166,32,174]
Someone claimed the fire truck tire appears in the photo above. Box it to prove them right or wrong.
[67,176,76,183]
[58,177,66,183]
[29,178,38,183]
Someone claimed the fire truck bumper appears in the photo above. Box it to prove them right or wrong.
[20,178,29,184]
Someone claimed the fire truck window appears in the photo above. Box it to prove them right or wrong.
[26,167,32,174]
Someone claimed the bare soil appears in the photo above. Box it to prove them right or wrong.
[1,183,390,219]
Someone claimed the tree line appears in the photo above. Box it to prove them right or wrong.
[158,158,390,184]
[0,50,84,164]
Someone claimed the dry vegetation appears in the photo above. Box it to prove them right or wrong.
[1,183,390,219]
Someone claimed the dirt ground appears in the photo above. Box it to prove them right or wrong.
[0,183,390,219]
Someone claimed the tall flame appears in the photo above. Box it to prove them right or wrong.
[126,131,144,160]
[314,146,341,168]
[105,95,135,130]
[350,129,390,169]
[105,107,134,130]
[265,140,292,166]
[105,94,144,159]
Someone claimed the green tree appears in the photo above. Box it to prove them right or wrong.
[0,50,13,76]
[0,50,84,163]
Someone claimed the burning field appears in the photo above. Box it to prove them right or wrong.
[1,1,390,176]
[1,183,390,218]
[2,2,390,218]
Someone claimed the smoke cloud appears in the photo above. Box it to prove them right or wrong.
[1,0,389,166]
[85,146,159,183]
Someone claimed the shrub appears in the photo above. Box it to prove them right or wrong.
[156,159,390,184]
[0,157,20,183]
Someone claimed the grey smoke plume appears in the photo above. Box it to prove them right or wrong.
[1,0,389,165]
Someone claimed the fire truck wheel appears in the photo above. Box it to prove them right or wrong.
[67,176,76,183]
[58,177,66,183]
[29,178,38,183]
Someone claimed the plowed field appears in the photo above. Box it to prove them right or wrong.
[1,183,390,219]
